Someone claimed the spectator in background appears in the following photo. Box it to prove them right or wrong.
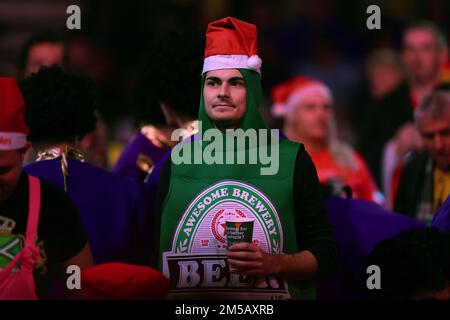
[351,48,404,147]
[272,76,379,203]
[366,49,404,102]
[18,31,109,169]
[364,228,450,300]
[358,21,448,202]
[18,31,66,78]
[20,67,149,265]
[394,91,450,225]
[113,29,203,183]
[0,77,92,299]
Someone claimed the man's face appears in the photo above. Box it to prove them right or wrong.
[291,92,332,142]
[0,149,26,201]
[417,113,450,171]
[25,42,64,76]
[402,28,445,84]
[203,69,247,129]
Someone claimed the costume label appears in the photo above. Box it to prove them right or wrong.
[162,180,290,299]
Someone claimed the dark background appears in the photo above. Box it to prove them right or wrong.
[1,0,448,147]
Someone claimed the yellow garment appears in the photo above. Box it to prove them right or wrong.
[434,167,450,212]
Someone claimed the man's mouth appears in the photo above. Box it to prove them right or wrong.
[213,104,234,108]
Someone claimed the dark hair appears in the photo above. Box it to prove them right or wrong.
[364,227,450,299]
[134,28,204,125]
[18,30,66,77]
[415,90,450,120]
[20,66,97,144]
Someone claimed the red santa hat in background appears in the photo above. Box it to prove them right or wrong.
[0,78,29,150]
[271,76,333,117]
[81,263,170,300]
[202,16,262,75]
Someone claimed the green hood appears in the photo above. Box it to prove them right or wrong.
[198,68,268,132]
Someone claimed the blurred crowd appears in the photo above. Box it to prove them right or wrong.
[8,1,449,219]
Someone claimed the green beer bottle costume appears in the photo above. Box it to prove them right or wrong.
[156,17,336,300]
[159,69,315,299]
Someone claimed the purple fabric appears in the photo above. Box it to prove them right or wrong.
[317,197,425,299]
[432,194,450,231]
[113,132,169,182]
[24,159,150,265]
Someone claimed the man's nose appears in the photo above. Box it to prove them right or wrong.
[218,83,230,98]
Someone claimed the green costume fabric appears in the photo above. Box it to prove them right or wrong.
[159,69,314,299]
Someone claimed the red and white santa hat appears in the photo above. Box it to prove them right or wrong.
[81,263,170,300]
[202,17,262,75]
[271,76,333,117]
[0,78,29,150]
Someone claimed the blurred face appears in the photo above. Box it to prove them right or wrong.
[203,69,247,129]
[290,92,332,143]
[0,149,27,201]
[25,42,64,76]
[367,65,402,100]
[416,113,450,171]
[402,28,445,84]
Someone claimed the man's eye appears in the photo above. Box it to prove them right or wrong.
[206,81,219,86]
[230,81,244,86]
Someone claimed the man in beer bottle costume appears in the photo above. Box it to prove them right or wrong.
[156,17,337,299]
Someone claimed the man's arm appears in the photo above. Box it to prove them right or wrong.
[227,243,317,279]
[228,146,337,280]
[40,181,93,299]
[62,244,93,270]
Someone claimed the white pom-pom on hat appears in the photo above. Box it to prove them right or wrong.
[271,103,288,117]
[247,55,262,71]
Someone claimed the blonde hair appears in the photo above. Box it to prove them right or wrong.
[328,116,358,172]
